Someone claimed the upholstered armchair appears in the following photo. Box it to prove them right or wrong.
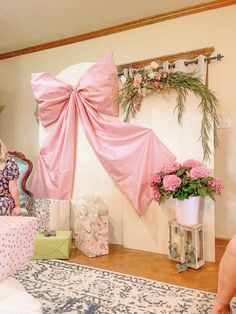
[9,151,33,215]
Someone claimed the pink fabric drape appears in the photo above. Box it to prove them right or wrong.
[31,53,176,215]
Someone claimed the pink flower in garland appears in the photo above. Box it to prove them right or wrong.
[152,187,161,202]
[153,82,160,88]
[133,99,142,111]
[188,166,210,180]
[163,175,182,191]
[161,161,179,174]
[150,173,162,187]
[182,159,202,168]
[133,73,143,88]
[146,81,166,90]
[154,72,162,80]
[208,178,223,194]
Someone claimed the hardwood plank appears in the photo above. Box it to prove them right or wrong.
[68,243,225,293]
[215,237,230,246]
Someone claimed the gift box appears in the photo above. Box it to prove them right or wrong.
[33,231,72,259]
[31,198,70,233]
[75,215,108,258]
[0,216,38,281]
[74,195,109,258]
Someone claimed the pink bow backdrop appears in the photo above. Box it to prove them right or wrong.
[31,53,176,215]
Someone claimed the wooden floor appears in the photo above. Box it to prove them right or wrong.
[68,243,226,293]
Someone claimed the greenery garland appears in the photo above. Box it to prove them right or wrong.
[118,65,219,161]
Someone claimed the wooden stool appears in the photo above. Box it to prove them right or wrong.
[168,219,204,269]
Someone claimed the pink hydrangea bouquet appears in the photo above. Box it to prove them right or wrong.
[150,159,223,204]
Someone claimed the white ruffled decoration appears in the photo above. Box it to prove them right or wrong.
[74,195,109,217]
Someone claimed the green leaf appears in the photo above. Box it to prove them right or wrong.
[176,263,188,273]
[197,187,207,196]
[176,169,185,176]
[189,182,199,189]
[177,192,188,200]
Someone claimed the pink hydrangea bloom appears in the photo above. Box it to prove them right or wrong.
[163,175,182,191]
[133,73,142,88]
[188,166,210,180]
[152,187,161,202]
[161,161,179,174]
[150,173,162,187]
[182,159,202,168]
[208,178,223,194]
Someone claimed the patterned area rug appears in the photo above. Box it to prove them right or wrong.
[13,260,233,314]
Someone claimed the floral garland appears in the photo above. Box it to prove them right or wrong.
[118,62,219,161]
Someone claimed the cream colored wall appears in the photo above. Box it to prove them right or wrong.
[0,5,235,238]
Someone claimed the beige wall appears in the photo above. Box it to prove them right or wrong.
[0,5,235,238]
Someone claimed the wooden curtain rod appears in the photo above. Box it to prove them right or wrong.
[117,47,215,73]
[133,53,223,72]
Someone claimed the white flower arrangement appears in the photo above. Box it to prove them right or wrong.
[74,194,109,217]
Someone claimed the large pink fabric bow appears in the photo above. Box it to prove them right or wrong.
[31,53,176,215]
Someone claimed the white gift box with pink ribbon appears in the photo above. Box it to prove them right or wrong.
[0,216,38,281]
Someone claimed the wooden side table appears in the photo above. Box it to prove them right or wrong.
[168,219,204,269]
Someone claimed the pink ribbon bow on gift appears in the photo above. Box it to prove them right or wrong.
[30,52,175,215]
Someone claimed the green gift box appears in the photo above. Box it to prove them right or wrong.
[33,231,72,260]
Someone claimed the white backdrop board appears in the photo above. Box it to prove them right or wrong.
[39,59,215,261]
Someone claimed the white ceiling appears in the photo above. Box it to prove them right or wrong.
[0,0,211,54]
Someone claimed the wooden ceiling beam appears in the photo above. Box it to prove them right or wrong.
[0,0,235,60]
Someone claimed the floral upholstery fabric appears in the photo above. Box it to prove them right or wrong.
[0,157,19,215]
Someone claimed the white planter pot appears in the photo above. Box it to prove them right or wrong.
[175,196,200,225]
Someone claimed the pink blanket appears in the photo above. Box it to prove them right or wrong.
[30,53,175,215]
[0,217,37,281]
